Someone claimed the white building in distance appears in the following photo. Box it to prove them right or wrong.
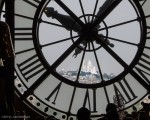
[82,60,97,74]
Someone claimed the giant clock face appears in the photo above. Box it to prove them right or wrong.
[15,0,150,119]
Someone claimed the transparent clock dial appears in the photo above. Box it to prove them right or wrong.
[34,0,145,87]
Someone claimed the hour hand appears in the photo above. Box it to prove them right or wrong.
[44,7,81,32]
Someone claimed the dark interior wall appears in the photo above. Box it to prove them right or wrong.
[0,1,44,118]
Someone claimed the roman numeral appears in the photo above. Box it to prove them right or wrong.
[15,48,35,55]
[23,0,41,8]
[83,89,97,113]
[14,12,34,21]
[15,28,33,41]
[113,78,137,104]
[139,0,147,6]
[15,28,35,55]
[17,54,45,81]
[135,53,150,85]
[67,87,77,114]
[45,82,62,104]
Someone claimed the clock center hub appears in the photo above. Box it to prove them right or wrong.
[81,23,98,42]
[70,14,113,57]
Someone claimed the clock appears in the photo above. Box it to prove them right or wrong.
[14,0,150,119]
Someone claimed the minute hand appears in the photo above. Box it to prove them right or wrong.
[92,0,122,28]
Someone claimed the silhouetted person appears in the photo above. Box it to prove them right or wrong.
[98,103,120,120]
[131,111,138,120]
[77,107,91,120]
[138,102,150,120]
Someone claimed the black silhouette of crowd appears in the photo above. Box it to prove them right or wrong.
[34,101,150,120]
[5,100,149,120]
[76,102,150,120]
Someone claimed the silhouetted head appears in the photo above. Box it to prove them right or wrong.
[142,103,150,112]
[106,110,120,120]
[77,107,91,120]
[106,103,117,113]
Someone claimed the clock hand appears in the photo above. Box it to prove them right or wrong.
[71,0,119,56]
[44,7,81,32]
[98,34,114,48]
[92,0,122,29]
[44,7,86,58]
[55,0,85,28]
